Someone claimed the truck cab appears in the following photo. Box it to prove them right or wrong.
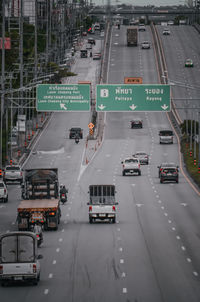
[0,232,43,286]
[87,185,118,224]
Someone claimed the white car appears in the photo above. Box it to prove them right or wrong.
[163,28,170,35]
[141,41,150,49]
[3,165,23,184]
[132,151,149,165]
[0,181,8,203]
[121,158,141,176]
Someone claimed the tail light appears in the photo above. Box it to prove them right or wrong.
[0,265,3,274]
[33,264,37,273]
[139,164,140,168]
[89,206,92,212]
[112,205,116,211]
[20,172,22,177]
[36,234,40,238]
[4,188,6,194]
[62,194,65,197]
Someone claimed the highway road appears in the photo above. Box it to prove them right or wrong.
[1,25,200,302]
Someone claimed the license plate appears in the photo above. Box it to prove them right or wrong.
[14,276,22,281]
[99,214,106,217]
[130,170,134,173]
[167,173,172,176]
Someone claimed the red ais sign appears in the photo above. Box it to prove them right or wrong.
[0,37,11,50]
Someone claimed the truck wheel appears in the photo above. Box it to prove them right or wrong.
[33,279,38,285]
[160,178,163,183]
[122,171,126,176]
[89,217,93,224]
[4,197,8,203]
[138,171,141,176]
[176,178,179,183]
[112,217,116,223]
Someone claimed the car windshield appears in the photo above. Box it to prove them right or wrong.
[159,131,173,136]
[163,168,176,173]
[6,166,20,171]
[125,159,138,163]
[0,183,4,188]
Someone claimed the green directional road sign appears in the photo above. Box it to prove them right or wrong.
[36,84,90,111]
[96,84,170,112]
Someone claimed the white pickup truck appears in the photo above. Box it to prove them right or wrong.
[121,157,141,176]
[0,232,43,286]
[3,165,23,184]
[87,185,118,223]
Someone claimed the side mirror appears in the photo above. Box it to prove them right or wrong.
[115,202,118,205]
[121,161,123,164]
[37,254,43,259]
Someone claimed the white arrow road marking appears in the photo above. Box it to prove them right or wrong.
[121,272,126,278]
[44,289,49,295]
[161,104,168,110]
[136,203,143,207]
[60,103,67,110]
[123,288,127,293]
[181,203,188,207]
[98,104,106,110]
[129,104,137,110]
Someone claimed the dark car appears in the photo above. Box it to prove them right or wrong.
[157,163,178,178]
[69,127,83,139]
[88,38,96,45]
[130,119,143,129]
[80,49,88,58]
[160,167,179,183]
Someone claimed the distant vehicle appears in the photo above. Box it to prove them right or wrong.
[130,119,143,128]
[168,20,174,25]
[160,167,179,183]
[100,31,105,37]
[185,58,193,67]
[69,127,83,139]
[132,151,149,165]
[82,31,87,36]
[138,24,146,31]
[87,185,118,223]
[157,163,179,178]
[159,130,174,144]
[86,43,92,50]
[141,41,150,49]
[121,157,141,176]
[94,23,100,31]
[162,28,170,35]
[93,52,101,60]
[88,38,95,45]
[0,231,43,286]
[80,49,88,58]
[127,26,138,46]
[3,165,23,184]
[0,181,8,203]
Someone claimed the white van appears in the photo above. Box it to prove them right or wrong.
[0,232,43,286]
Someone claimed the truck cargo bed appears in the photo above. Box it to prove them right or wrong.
[18,199,59,212]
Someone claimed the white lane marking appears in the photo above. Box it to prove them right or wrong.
[61,229,64,232]
[120,259,124,264]
[136,203,143,207]
[6,230,9,233]
[121,272,126,278]
[64,220,67,224]
[176,236,181,240]
[97,169,102,172]
[68,207,71,210]
[52,260,56,265]
[180,203,188,207]
[164,213,168,217]
[172,227,176,231]
[116,221,119,224]
[119,247,123,252]
[168,220,172,224]
[59,238,63,242]
[156,195,159,198]
[66,214,70,217]
[44,289,49,295]
[49,273,53,279]
[154,190,157,193]
[106,154,111,157]
[161,206,165,210]
[187,258,192,263]
[56,248,60,252]
[117,228,120,231]
[181,246,186,251]
[193,272,198,277]
[123,288,127,293]
[131,184,136,186]
[12,222,15,225]
[117,237,121,240]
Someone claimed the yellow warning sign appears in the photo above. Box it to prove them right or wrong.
[124,77,143,84]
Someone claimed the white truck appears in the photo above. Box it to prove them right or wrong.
[0,231,43,286]
[3,165,23,184]
[121,157,141,176]
[87,185,118,223]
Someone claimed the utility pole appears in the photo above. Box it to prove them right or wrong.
[34,0,38,79]
[19,0,24,114]
[1,0,5,169]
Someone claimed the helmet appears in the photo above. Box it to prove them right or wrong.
[60,184,63,189]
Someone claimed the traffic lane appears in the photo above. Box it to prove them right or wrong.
[116,173,200,302]
[0,183,22,234]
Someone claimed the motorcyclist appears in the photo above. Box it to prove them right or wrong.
[60,184,68,201]
[75,133,80,143]
[33,222,43,241]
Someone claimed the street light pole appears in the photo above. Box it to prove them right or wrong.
[1,0,5,170]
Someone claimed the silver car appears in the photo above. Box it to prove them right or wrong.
[132,151,149,165]
[0,181,8,203]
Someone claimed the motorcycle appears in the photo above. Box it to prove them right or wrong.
[75,137,79,144]
[60,193,67,204]
[31,225,43,247]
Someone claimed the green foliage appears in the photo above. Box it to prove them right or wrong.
[180,120,199,135]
